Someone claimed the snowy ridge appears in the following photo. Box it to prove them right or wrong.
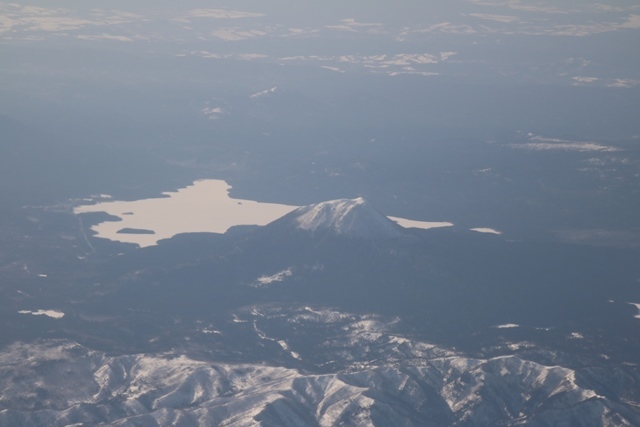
[290,197,404,238]
[1,311,639,427]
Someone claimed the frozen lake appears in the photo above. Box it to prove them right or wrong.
[74,180,297,247]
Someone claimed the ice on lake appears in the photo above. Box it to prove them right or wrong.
[74,180,297,247]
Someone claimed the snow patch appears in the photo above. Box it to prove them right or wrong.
[320,66,344,73]
[388,216,453,230]
[514,142,617,152]
[469,13,520,23]
[187,9,264,19]
[212,28,266,41]
[253,268,293,287]
[495,323,520,329]
[232,315,247,323]
[471,227,502,235]
[201,106,224,120]
[76,33,133,42]
[250,86,278,99]
[628,303,640,319]
[277,340,301,360]
[297,307,353,324]
[18,309,64,319]
[511,135,618,152]
[572,76,598,83]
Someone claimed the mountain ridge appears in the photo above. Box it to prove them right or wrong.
[1,309,638,427]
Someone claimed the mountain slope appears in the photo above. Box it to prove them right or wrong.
[272,197,406,239]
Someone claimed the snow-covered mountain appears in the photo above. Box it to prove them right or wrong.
[1,306,638,427]
[278,197,406,239]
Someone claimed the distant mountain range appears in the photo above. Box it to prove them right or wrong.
[1,305,638,426]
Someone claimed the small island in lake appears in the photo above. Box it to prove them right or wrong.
[116,228,155,235]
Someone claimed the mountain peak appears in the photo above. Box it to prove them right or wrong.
[289,197,404,238]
